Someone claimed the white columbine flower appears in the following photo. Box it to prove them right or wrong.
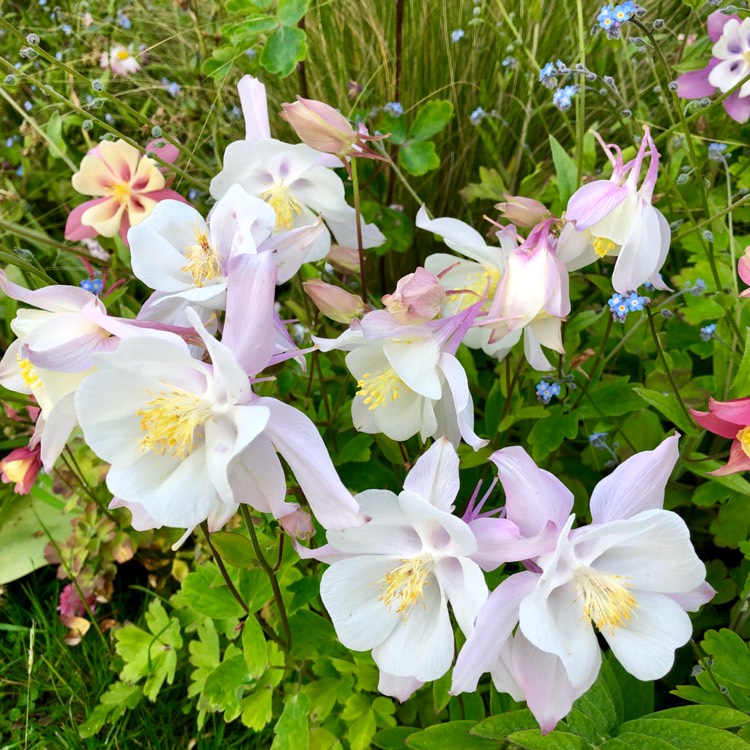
[305,439,492,700]
[210,76,385,261]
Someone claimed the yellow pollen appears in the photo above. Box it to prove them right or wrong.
[575,567,637,635]
[737,427,750,459]
[593,237,617,258]
[109,181,132,205]
[261,181,305,231]
[136,385,212,460]
[447,266,501,312]
[17,355,42,391]
[116,49,132,60]
[181,227,222,287]
[379,555,434,619]
[356,368,404,410]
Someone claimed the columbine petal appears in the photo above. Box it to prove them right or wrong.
[402,436,459,513]
[589,434,679,523]
[378,672,423,702]
[238,75,271,143]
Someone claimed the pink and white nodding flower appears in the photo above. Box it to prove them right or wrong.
[305,438,496,701]
[557,126,671,295]
[691,397,750,475]
[210,76,385,262]
[676,12,750,124]
[452,435,714,734]
[100,44,141,77]
[314,305,487,449]
[75,309,363,544]
[482,219,570,372]
[65,139,187,246]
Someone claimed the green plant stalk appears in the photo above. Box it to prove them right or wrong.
[240,505,292,653]
[350,158,369,304]
[199,522,249,615]
[574,0,586,188]
[645,306,696,428]
[572,313,613,410]
[675,193,750,242]
[0,219,106,264]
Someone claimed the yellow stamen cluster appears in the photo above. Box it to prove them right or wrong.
[261,181,305,231]
[593,237,617,258]
[737,427,750,459]
[356,368,404,410]
[109,182,132,205]
[116,49,132,60]
[137,386,212,460]
[446,266,501,312]
[17,355,42,391]
[379,555,434,619]
[574,567,637,635]
[182,227,222,287]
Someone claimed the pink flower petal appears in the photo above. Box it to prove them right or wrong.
[566,181,631,231]
[723,91,750,124]
[675,61,718,100]
[708,11,741,42]
[709,440,750,475]
[65,198,108,240]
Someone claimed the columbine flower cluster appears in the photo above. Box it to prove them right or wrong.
[597,2,637,39]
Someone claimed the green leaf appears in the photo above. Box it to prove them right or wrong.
[342,693,378,750]
[648,706,750,729]
[260,26,307,77]
[632,387,699,436]
[406,721,501,749]
[731,329,750,397]
[701,629,750,691]
[373,727,420,749]
[114,599,182,701]
[506,729,588,749]
[528,406,579,462]
[400,141,440,176]
[577,378,644,418]
[333,433,373,465]
[0,491,76,585]
[472,709,537,739]
[272,693,311,750]
[277,0,310,26]
[408,100,454,142]
[616,717,750,749]
[202,647,254,721]
[549,135,578,207]
[46,111,68,160]
[181,563,246,619]
[78,683,143,738]
[460,167,507,203]
[209,531,256,568]
[242,616,268,679]
[202,54,236,80]
[683,452,750,495]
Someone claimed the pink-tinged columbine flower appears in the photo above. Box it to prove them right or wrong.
[65,139,187,245]
[210,76,385,261]
[691,397,750,474]
[557,126,671,294]
[0,443,42,494]
[75,308,363,544]
[481,219,570,371]
[314,304,487,449]
[739,247,750,298]
[100,44,141,77]
[496,193,552,229]
[280,97,387,163]
[416,206,518,357]
[303,279,366,324]
[301,439,504,701]
[452,435,714,734]
[129,184,325,326]
[381,267,445,324]
[675,12,750,124]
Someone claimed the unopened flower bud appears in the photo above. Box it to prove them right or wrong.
[279,507,315,541]
[382,267,445,324]
[495,193,551,228]
[327,245,360,273]
[0,443,42,495]
[303,279,365,324]
[280,96,387,163]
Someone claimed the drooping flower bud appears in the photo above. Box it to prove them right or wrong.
[495,193,551,228]
[280,97,387,163]
[382,267,445,323]
[0,443,42,494]
[328,245,361,274]
[303,279,366,324]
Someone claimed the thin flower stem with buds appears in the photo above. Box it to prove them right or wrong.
[240,505,292,653]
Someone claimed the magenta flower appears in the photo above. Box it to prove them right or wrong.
[739,247,750,298]
[692,397,750,474]
[65,139,188,246]
[675,11,750,123]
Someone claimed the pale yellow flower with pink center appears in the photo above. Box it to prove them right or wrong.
[65,139,187,245]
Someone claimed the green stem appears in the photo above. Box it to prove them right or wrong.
[574,0,586,187]
[240,506,292,653]
[645,307,695,428]
[200,522,249,615]
[573,313,613,409]
[675,194,750,242]
[350,159,369,304]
